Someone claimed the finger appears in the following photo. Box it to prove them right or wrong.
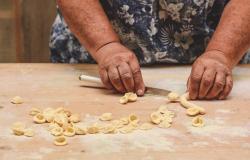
[198,69,216,99]
[117,62,135,92]
[188,62,205,100]
[129,55,145,96]
[108,66,126,93]
[218,75,233,100]
[99,67,113,90]
[206,72,226,99]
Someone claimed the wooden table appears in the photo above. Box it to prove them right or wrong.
[0,64,249,160]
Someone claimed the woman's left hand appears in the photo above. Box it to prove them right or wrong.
[187,50,233,100]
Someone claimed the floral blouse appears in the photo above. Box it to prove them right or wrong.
[49,0,250,64]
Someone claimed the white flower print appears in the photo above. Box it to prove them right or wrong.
[118,5,135,25]
[147,19,158,36]
[193,0,205,6]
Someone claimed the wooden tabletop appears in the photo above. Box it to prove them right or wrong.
[0,63,250,160]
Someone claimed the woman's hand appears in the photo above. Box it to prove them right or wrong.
[95,42,146,96]
[187,50,233,100]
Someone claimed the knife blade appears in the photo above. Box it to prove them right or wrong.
[79,74,171,96]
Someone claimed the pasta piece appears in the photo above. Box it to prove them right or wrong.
[54,114,68,126]
[157,105,168,114]
[159,120,171,128]
[64,110,72,117]
[162,116,173,124]
[29,107,42,116]
[54,107,65,114]
[128,114,139,123]
[139,123,153,130]
[186,107,200,116]
[120,117,129,125]
[63,126,76,137]
[48,123,60,131]
[119,125,134,134]
[101,125,117,134]
[99,112,112,121]
[150,112,162,124]
[51,127,64,136]
[125,92,138,102]
[11,122,26,136]
[167,92,180,102]
[192,116,205,127]
[119,96,128,104]
[180,93,206,114]
[12,122,26,130]
[74,125,87,135]
[111,120,124,129]
[24,128,35,137]
[33,113,46,124]
[11,96,24,104]
[87,125,99,134]
[54,136,67,146]
[69,114,81,123]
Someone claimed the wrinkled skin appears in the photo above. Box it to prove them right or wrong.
[96,42,146,96]
[187,50,233,100]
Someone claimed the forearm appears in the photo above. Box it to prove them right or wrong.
[57,0,120,61]
[206,0,250,67]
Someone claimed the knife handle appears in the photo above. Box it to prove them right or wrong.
[79,75,103,85]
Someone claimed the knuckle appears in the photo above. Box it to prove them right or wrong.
[191,74,201,83]
[121,72,132,80]
[215,82,224,89]
[203,78,211,86]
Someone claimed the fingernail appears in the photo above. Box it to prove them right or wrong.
[137,89,143,96]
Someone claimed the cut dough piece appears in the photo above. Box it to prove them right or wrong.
[167,92,180,102]
[33,113,46,124]
[159,120,171,128]
[12,122,26,130]
[180,92,206,114]
[186,107,200,116]
[119,96,128,104]
[51,127,64,136]
[150,112,163,124]
[120,117,129,125]
[54,136,67,146]
[29,107,42,116]
[119,125,134,134]
[192,116,205,127]
[11,96,24,104]
[69,114,81,123]
[125,92,138,102]
[64,110,72,117]
[140,123,153,130]
[87,125,99,134]
[48,123,60,131]
[111,120,124,129]
[101,125,117,134]
[162,116,173,124]
[99,113,112,121]
[63,126,76,137]
[44,113,55,123]
[157,105,168,114]
[128,114,139,123]
[74,125,87,135]
[54,114,68,126]
[24,128,35,137]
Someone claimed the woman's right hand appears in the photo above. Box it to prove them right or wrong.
[95,42,146,96]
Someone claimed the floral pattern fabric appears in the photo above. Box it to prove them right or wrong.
[49,0,250,64]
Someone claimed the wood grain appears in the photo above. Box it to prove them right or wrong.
[0,64,249,160]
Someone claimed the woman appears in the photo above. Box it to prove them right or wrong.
[50,0,250,100]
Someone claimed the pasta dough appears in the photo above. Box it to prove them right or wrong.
[33,113,46,124]
[11,96,24,104]
[167,92,180,102]
[192,116,205,127]
[180,93,205,114]
[119,92,137,104]
[139,123,153,130]
[24,128,35,137]
[54,136,67,146]
[99,113,112,121]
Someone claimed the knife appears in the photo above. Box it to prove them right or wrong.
[79,75,171,96]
